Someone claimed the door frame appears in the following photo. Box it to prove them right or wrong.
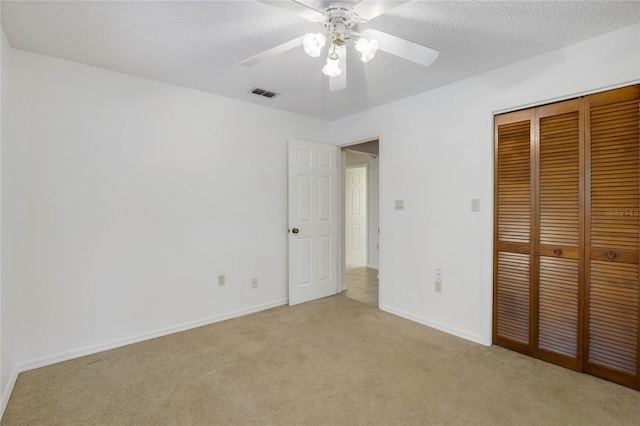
[338,138,381,302]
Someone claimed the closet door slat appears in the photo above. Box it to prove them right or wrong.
[538,257,579,357]
[497,120,532,244]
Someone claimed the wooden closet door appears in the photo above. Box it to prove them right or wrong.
[495,85,640,390]
[533,99,583,370]
[584,85,640,389]
[494,110,533,353]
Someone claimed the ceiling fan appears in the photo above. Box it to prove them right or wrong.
[240,0,439,92]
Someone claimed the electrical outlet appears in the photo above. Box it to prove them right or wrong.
[251,278,258,289]
[218,275,225,286]
[435,269,442,293]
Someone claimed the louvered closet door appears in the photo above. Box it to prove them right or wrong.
[585,85,640,389]
[534,100,584,370]
[494,111,533,353]
[495,85,640,390]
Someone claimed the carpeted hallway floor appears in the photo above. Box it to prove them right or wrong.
[2,294,639,425]
[344,266,378,307]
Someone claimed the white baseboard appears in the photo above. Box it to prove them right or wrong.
[16,298,288,375]
[1,366,19,420]
[380,304,490,346]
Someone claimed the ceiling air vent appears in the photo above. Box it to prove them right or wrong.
[250,87,279,99]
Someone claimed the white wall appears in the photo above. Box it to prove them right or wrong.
[5,49,330,375]
[331,23,640,345]
[0,5,4,410]
[0,23,16,415]
[0,8,3,411]
[346,151,379,268]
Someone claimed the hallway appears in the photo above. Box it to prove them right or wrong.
[344,266,379,307]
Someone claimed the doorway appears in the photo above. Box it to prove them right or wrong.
[341,140,380,307]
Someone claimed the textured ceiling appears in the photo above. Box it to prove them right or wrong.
[2,1,640,121]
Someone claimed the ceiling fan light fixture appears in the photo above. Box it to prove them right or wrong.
[243,0,440,93]
[322,53,342,77]
[303,33,326,57]
[355,37,378,62]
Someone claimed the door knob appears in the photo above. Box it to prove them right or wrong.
[605,250,616,260]
[554,248,563,256]
[292,228,299,234]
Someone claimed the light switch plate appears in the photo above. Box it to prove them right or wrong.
[471,198,480,212]
[395,199,405,210]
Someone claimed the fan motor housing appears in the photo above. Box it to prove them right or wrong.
[318,1,359,26]
[313,0,360,10]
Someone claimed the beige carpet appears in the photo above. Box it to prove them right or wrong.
[2,294,639,425]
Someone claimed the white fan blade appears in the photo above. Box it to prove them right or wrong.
[353,1,409,22]
[365,29,439,67]
[330,45,347,92]
[240,36,304,67]
[258,0,326,22]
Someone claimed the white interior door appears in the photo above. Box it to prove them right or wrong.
[346,164,367,268]
[288,139,339,305]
